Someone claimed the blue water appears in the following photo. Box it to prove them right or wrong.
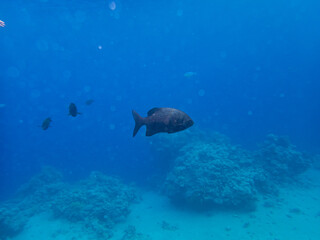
[0,0,319,202]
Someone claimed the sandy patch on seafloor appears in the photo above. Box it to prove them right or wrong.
[112,183,320,240]
[10,170,320,240]
[9,213,96,240]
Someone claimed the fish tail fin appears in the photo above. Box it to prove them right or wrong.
[132,110,145,137]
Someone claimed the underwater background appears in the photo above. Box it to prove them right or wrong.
[0,0,320,239]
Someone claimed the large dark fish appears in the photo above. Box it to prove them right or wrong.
[132,107,194,137]
[69,103,81,117]
[41,117,52,130]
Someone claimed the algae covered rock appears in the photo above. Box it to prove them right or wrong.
[52,171,138,238]
[0,168,138,239]
[159,132,312,211]
[163,136,258,210]
[0,167,65,239]
[0,203,26,238]
[256,134,311,182]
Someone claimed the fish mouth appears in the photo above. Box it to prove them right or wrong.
[187,120,194,127]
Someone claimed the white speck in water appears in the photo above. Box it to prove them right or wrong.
[63,71,72,80]
[198,89,205,97]
[84,86,91,92]
[109,1,116,11]
[177,9,183,17]
[110,105,116,112]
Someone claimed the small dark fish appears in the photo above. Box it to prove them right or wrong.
[132,107,194,137]
[69,103,81,117]
[41,117,52,130]
[85,99,94,105]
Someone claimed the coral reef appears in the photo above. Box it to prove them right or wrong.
[0,167,65,238]
[52,172,138,238]
[163,133,258,210]
[255,134,312,182]
[0,168,138,239]
[156,131,311,211]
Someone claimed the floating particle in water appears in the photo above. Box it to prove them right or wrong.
[243,222,250,228]
[62,70,72,80]
[116,95,122,101]
[198,89,205,97]
[109,1,116,11]
[7,66,20,78]
[225,226,231,232]
[31,89,41,98]
[84,86,91,92]
[109,124,115,130]
[36,39,49,51]
[248,111,253,116]
[220,51,227,59]
[98,45,102,50]
[177,9,183,17]
[85,99,94,105]
[74,10,87,24]
[184,71,197,78]
[110,105,116,112]
[280,93,285,98]
[0,20,5,27]
[0,103,6,108]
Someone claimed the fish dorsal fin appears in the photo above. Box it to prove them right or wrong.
[147,107,161,116]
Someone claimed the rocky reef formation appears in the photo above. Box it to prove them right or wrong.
[152,130,312,211]
[0,167,138,239]
[52,172,138,238]
[0,167,65,238]
[255,134,312,182]
[313,154,320,170]
[162,132,258,210]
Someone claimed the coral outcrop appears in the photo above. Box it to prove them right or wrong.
[52,172,138,238]
[155,131,312,211]
[163,132,258,210]
[255,134,312,182]
[0,167,138,239]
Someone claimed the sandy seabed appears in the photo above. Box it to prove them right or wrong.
[10,170,320,240]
